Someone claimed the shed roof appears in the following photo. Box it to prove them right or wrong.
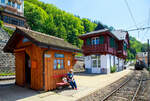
[3,27,81,53]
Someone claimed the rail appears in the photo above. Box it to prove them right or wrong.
[131,72,143,101]
[101,77,131,101]
[101,71,143,101]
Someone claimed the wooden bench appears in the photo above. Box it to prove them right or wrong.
[53,74,70,89]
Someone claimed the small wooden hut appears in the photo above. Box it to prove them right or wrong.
[3,27,81,91]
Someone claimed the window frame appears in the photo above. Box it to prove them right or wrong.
[1,0,5,4]
[17,4,20,9]
[91,37,99,45]
[91,55,101,68]
[8,0,11,6]
[53,53,65,70]
[12,2,15,7]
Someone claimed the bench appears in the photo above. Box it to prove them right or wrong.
[53,74,70,89]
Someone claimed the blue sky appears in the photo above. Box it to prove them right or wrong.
[40,0,150,43]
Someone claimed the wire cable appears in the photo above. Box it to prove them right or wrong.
[124,0,138,29]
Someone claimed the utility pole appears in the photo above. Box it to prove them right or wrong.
[148,39,150,67]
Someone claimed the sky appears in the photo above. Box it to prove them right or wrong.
[40,0,150,43]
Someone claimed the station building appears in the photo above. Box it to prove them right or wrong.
[3,27,81,91]
[79,29,130,74]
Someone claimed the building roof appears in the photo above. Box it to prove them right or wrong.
[3,27,81,53]
[80,29,109,37]
[111,30,127,40]
[136,52,148,58]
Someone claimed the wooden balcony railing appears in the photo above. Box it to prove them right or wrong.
[82,44,127,57]
[117,50,127,57]
[82,44,117,55]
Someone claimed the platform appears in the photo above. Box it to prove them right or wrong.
[0,69,132,101]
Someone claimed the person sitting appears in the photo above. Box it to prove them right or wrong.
[67,69,77,90]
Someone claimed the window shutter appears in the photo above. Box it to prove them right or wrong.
[124,43,127,50]
[86,38,91,45]
[110,37,114,48]
[99,36,104,44]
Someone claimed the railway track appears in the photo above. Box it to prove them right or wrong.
[101,70,144,101]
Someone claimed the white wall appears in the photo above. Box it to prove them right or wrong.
[101,55,110,73]
[84,56,91,69]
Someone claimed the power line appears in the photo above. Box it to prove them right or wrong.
[148,8,150,26]
[127,26,150,32]
[124,0,138,29]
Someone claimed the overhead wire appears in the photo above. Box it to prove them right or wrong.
[124,0,138,29]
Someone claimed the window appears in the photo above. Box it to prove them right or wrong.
[8,0,11,6]
[54,53,64,70]
[2,16,24,27]
[91,55,101,68]
[1,0,5,3]
[3,16,9,23]
[22,38,29,43]
[12,2,15,7]
[54,59,64,69]
[17,4,20,9]
[91,37,99,45]
[96,37,99,44]
[123,42,127,50]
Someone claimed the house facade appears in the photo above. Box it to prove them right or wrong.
[79,29,130,74]
[0,0,26,28]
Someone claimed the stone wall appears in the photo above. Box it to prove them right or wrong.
[0,28,15,74]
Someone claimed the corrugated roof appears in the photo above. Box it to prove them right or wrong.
[137,52,148,58]
[111,30,127,40]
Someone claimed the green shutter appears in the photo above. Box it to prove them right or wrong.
[124,43,127,50]
[110,37,115,48]
[99,36,104,44]
[86,38,91,45]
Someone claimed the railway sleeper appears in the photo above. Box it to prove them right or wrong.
[108,96,128,101]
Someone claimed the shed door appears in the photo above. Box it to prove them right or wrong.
[15,52,25,86]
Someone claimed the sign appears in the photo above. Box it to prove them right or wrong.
[55,53,64,58]
[68,60,70,66]
[45,54,51,58]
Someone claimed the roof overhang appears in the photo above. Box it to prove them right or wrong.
[3,28,82,53]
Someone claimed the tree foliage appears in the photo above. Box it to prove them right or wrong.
[23,0,147,59]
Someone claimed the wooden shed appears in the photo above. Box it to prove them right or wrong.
[3,27,81,91]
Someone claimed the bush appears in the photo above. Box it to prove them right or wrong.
[0,20,3,27]
[111,65,117,73]
[3,27,14,36]
[0,73,15,76]
[147,67,150,71]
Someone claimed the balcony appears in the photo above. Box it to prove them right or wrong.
[82,44,117,55]
[117,50,127,58]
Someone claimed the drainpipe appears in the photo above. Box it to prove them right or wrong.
[42,47,50,91]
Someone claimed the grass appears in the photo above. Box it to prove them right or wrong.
[147,67,150,71]
[75,53,83,57]
[0,73,15,76]
[111,65,117,73]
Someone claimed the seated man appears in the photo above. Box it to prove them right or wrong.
[67,69,77,90]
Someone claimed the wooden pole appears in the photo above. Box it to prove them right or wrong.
[148,39,149,67]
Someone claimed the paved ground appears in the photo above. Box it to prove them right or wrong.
[0,69,132,101]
